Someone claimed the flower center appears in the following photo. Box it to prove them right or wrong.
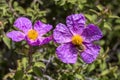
[72,35,83,46]
[27,29,38,40]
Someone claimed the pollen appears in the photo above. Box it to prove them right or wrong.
[27,29,38,40]
[72,35,83,46]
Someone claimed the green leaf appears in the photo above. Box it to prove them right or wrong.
[109,15,120,19]
[104,22,112,30]
[17,60,22,71]
[78,4,84,10]
[22,57,28,69]
[115,19,120,23]
[85,14,96,22]
[89,9,100,15]
[13,1,18,7]
[34,62,46,68]
[59,0,66,6]
[75,74,84,80]
[85,14,92,22]
[33,67,43,77]
[15,7,25,14]
[97,4,104,11]
[79,0,87,3]
[67,0,77,4]
[100,62,107,70]
[100,69,110,76]
[14,70,24,80]
[23,74,34,80]
[88,64,95,72]
[3,35,11,49]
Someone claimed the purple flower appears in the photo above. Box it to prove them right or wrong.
[7,17,52,46]
[53,13,102,64]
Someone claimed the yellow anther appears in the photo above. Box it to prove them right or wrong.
[27,29,38,40]
[72,35,83,46]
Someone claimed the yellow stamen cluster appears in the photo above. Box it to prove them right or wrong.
[27,29,38,40]
[72,35,83,46]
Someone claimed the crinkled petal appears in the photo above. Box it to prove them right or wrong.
[81,24,102,43]
[66,13,86,34]
[34,21,52,36]
[39,35,53,45]
[25,37,40,46]
[53,23,72,44]
[14,17,32,33]
[6,31,25,42]
[56,43,78,64]
[80,43,100,64]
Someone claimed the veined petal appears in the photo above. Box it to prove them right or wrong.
[39,35,53,45]
[66,13,86,34]
[80,43,100,64]
[6,31,25,42]
[81,24,102,43]
[14,17,32,33]
[25,37,40,46]
[34,21,52,36]
[56,43,78,64]
[53,23,72,44]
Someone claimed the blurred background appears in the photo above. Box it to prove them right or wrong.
[0,0,120,80]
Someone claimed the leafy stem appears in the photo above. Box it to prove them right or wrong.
[6,0,19,17]
[25,45,33,73]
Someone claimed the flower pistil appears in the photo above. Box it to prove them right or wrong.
[72,34,83,46]
[27,29,38,40]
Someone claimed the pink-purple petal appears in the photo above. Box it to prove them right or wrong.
[80,43,100,64]
[34,21,52,36]
[53,23,72,44]
[14,17,32,33]
[39,35,53,45]
[56,43,78,64]
[25,37,40,46]
[66,13,86,35]
[81,24,102,43]
[6,31,25,42]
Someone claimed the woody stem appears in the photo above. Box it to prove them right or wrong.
[25,45,33,73]
[28,45,33,67]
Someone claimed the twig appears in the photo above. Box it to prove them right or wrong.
[95,18,103,25]
[6,0,19,17]
[43,56,54,73]
[25,45,33,73]
[28,46,33,67]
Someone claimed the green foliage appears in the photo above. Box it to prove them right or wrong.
[14,70,24,80]
[0,0,120,80]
